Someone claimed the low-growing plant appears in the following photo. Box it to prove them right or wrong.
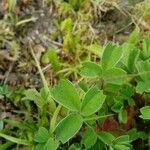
[0,33,150,149]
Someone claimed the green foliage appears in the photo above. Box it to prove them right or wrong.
[85,43,103,57]
[141,38,150,60]
[103,67,127,85]
[52,79,81,111]
[136,81,150,93]
[8,0,17,13]
[81,127,97,149]
[44,138,59,150]
[128,128,147,141]
[140,106,150,120]
[127,26,140,44]
[98,131,115,146]
[98,132,131,149]
[1,36,150,149]
[127,48,140,73]
[118,109,128,123]
[101,43,123,70]
[34,127,59,150]
[78,38,150,149]
[23,88,50,109]
[34,127,49,143]
[113,135,130,145]
[55,114,83,144]
[136,60,150,81]
[81,86,106,116]
[0,84,12,98]
[60,18,73,33]
[42,49,60,72]
[80,61,102,78]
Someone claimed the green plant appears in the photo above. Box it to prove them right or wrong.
[0,84,12,99]
[56,0,86,12]
[0,35,150,149]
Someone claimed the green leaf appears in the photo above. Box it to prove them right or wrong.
[98,131,115,146]
[35,144,45,150]
[121,43,135,67]
[40,87,51,102]
[104,83,122,93]
[80,61,102,78]
[81,86,106,116]
[0,133,31,145]
[42,49,60,72]
[121,42,140,73]
[52,79,81,111]
[127,48,139,73]
[0,141,14,150]
[81,127,97,149]
[141,38,150,60]
[24,89,45,109]
[68,144,82,150]
[111,101,123,113]
[140,106,150,120]
[136,60,150,81]
[55,114,83,143]
[59,2,72,13]
[102,43,123,70]
[118,109,127,124]
[128,128,148,141]
[136,81,150,94]
[113,135,129,145]
[8,0,16,12]
[61,18,73,33]
[86,44,103,56]
[44,138,59,150]
[127,26,140,44]
[78,81,88,92]
[89,140,105,150]
[113,144,130,150]
[128,128,139,141]
[34,127,49,143]
[0,85,12,98]
[103,67,127,85]
[138,131,148,140]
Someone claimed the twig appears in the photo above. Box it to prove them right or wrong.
[30,45,48,90]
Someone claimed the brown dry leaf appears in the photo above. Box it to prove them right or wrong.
[139,19,150,30]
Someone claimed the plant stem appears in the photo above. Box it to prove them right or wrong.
[0,133,31,145]
[30,45,48,90]
[30,45,56,113]
[83,114,114,121]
